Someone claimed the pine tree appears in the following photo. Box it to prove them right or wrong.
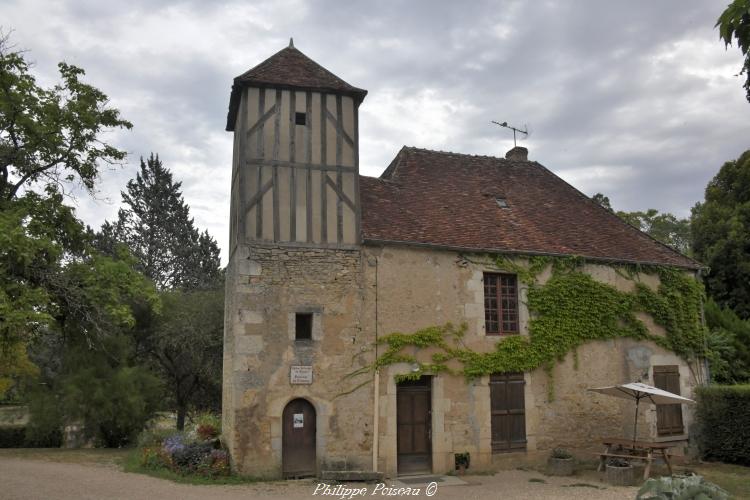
[106,154,223,429]
[113,154,221,290]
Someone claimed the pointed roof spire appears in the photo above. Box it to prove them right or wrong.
[226,43,368,131]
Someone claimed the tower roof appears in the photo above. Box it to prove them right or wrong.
[226,43,367,131]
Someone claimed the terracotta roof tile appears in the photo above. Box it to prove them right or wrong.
[226,45,367,131]
[360,147,701,269]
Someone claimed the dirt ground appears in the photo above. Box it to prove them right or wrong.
[0,452,640,500]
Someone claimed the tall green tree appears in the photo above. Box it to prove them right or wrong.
[1,37,162,442]
[0,35,131,201]
[113,154,221,290]
[617,209,691,256]
[692,150,750,319]
[107,155,224,429]
[717,0,750,103]
[704,298,750,383]
[0,36,146,346]
[148,289,224,430]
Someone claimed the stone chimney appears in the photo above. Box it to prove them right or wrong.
[505,146,528,161]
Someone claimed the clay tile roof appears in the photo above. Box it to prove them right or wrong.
[360,147,701,269]
[226,44,367,131]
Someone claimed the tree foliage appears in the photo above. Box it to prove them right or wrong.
[691,150,750,319]
[0,36,132,201]
[591,193,691,255]
[0,190,159,348]
[717,0,750,103]
[704,297,750,383]
[617,209,691,256]
[111,154,221,290]
[58,334,162,447]
[1,38,163,444]
[145,289,224,430]
[104,155,224,429]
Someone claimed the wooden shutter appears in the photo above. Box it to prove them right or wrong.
[653,365,684,436]
[490,373,526,452]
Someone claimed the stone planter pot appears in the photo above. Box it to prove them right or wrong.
[546,457,575,476]
[605,464,635,486]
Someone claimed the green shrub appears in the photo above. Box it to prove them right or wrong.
[25,390,63,447]
[551,447,572,459]
[695,385,750,465]
[59,336,162,447]
[0,427,25,447]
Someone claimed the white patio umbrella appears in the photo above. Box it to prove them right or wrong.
[588,382,695,444]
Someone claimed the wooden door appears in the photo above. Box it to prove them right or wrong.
[282,398,316,477]
[397,377,432,474]
[490,373,526,452]
[653,366,684,436]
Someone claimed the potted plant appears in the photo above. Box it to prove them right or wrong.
[546,448,575,476]
[605,457,635,486]
[454,452,470,475]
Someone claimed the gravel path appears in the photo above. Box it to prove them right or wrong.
[0,456,640,500]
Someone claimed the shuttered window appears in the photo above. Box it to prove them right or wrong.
[653,365,684,436]
[484,273,519,335]
[490,373,526,453]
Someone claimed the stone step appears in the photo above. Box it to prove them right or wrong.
[319,470,385,482]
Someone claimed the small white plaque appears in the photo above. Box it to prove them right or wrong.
[290,365,313,385]
[293,413,304,428]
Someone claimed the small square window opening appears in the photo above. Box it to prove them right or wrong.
[495,197,509,208]
[295,112,307,126]
[295,313,313,340]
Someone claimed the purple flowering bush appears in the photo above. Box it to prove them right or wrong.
[162,434,186,455]
[137,429,229,477]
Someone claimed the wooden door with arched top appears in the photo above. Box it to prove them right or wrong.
[282,398,316,478]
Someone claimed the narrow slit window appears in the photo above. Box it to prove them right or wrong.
[295,112,307,125]
[295,313,313,340]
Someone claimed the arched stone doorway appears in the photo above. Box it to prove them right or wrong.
[282,398,316,477]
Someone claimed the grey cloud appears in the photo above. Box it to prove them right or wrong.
[2,0,747,263]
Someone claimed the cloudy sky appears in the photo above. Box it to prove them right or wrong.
[2,0,747,263]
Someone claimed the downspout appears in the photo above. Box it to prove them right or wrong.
[372,255,380,472]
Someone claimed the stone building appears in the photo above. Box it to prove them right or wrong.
[222,41,704,478]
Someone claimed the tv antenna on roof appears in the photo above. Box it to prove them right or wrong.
[491,120,528,147]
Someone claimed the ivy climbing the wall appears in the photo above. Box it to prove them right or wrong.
[369,255,706,391]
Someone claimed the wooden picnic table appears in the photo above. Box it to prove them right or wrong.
[597,437,674,479]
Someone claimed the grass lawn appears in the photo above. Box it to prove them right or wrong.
[0,447,129,466]
[120,449,269,486]
[676,462,750,499]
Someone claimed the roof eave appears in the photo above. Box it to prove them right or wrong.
[226,81,368,132]
[361,237,705,271]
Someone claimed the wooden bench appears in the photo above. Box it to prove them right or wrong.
[597,438,674,479]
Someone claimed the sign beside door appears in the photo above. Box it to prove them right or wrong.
[290,365,313,384]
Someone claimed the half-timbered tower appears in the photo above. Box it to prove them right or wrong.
[222,40,373,478]
[225,38,365,249]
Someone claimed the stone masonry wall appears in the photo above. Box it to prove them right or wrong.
[223,242,699,478]
[363,245,698,476]
[223,244,374,477]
